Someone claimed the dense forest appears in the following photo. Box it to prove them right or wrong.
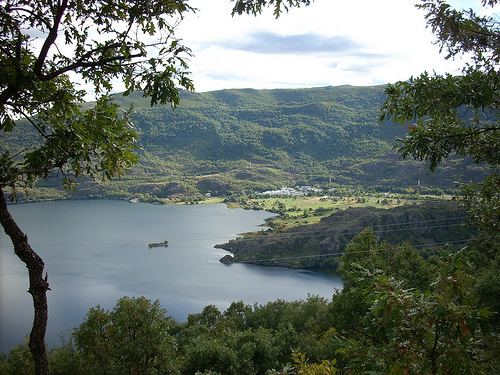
[93,86,489,199]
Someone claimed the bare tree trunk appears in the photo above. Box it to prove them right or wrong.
[0,188,50,375]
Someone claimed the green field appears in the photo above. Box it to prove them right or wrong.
[226,192,453,231]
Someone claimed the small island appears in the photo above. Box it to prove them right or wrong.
[148,240,169,248]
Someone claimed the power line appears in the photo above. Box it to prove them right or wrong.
[235,217,470,242]
[0,237,249,249]
[0,216,470,249]
[239,239,470,264]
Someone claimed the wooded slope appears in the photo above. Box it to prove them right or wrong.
[2,85,487,200]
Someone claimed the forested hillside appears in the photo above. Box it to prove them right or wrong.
[2,85,487,201]
[2,85,482,270]
[121,85,485,198]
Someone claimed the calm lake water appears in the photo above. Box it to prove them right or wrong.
[0,199,342,353]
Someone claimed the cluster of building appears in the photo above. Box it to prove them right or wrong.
[260,186,323,196]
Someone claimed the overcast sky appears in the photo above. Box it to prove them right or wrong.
[174,0,492,92]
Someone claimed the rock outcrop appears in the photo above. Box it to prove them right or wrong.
[219,254,235,264]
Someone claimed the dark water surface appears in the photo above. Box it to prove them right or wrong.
[0,199,342,353]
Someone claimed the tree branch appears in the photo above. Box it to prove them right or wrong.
[33,0,69,77]
[18,164,65,176]
[442,125,500,139]
[41,50,143,82]
[349,325,382,345]
[14,105,70,158]
[0,163,65,184]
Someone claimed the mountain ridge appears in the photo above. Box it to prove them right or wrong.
[2,85,488,201]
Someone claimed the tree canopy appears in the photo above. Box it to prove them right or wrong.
[0,0,195,194]
[380,0,500,232]
[231,0,311,18]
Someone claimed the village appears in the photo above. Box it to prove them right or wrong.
[260,186,324,196]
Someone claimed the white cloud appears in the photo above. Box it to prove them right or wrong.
[175,0,482,92]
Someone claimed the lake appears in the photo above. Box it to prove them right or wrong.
[0,199,343,353]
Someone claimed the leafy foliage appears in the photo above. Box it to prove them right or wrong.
[0,0,196,195]
[380,1,500,232]
[73,296,177,375]
[231,0,311,18]
[339,270,492,374]
[332,230,499,374]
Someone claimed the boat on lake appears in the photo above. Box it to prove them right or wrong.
[148,240,169,248]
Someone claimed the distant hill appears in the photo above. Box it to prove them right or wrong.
[117,85,486,198]
[2,85,488,200]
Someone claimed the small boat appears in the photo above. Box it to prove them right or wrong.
[148,240,169,248]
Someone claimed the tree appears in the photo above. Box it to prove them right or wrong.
[380,0,500,232]
[329,228,499,373]
[73,296,176,375]
[331,229,436,347]
[0,0,311,373]
[0,338,36,375]
[0,1,193,372]
[338,265,493,374]
[231,0,311,18]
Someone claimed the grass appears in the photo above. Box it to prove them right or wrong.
[228,193,453,231]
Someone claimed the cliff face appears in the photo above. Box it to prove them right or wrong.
[216,202,475,269]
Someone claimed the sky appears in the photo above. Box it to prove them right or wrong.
[171,0,492,92]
